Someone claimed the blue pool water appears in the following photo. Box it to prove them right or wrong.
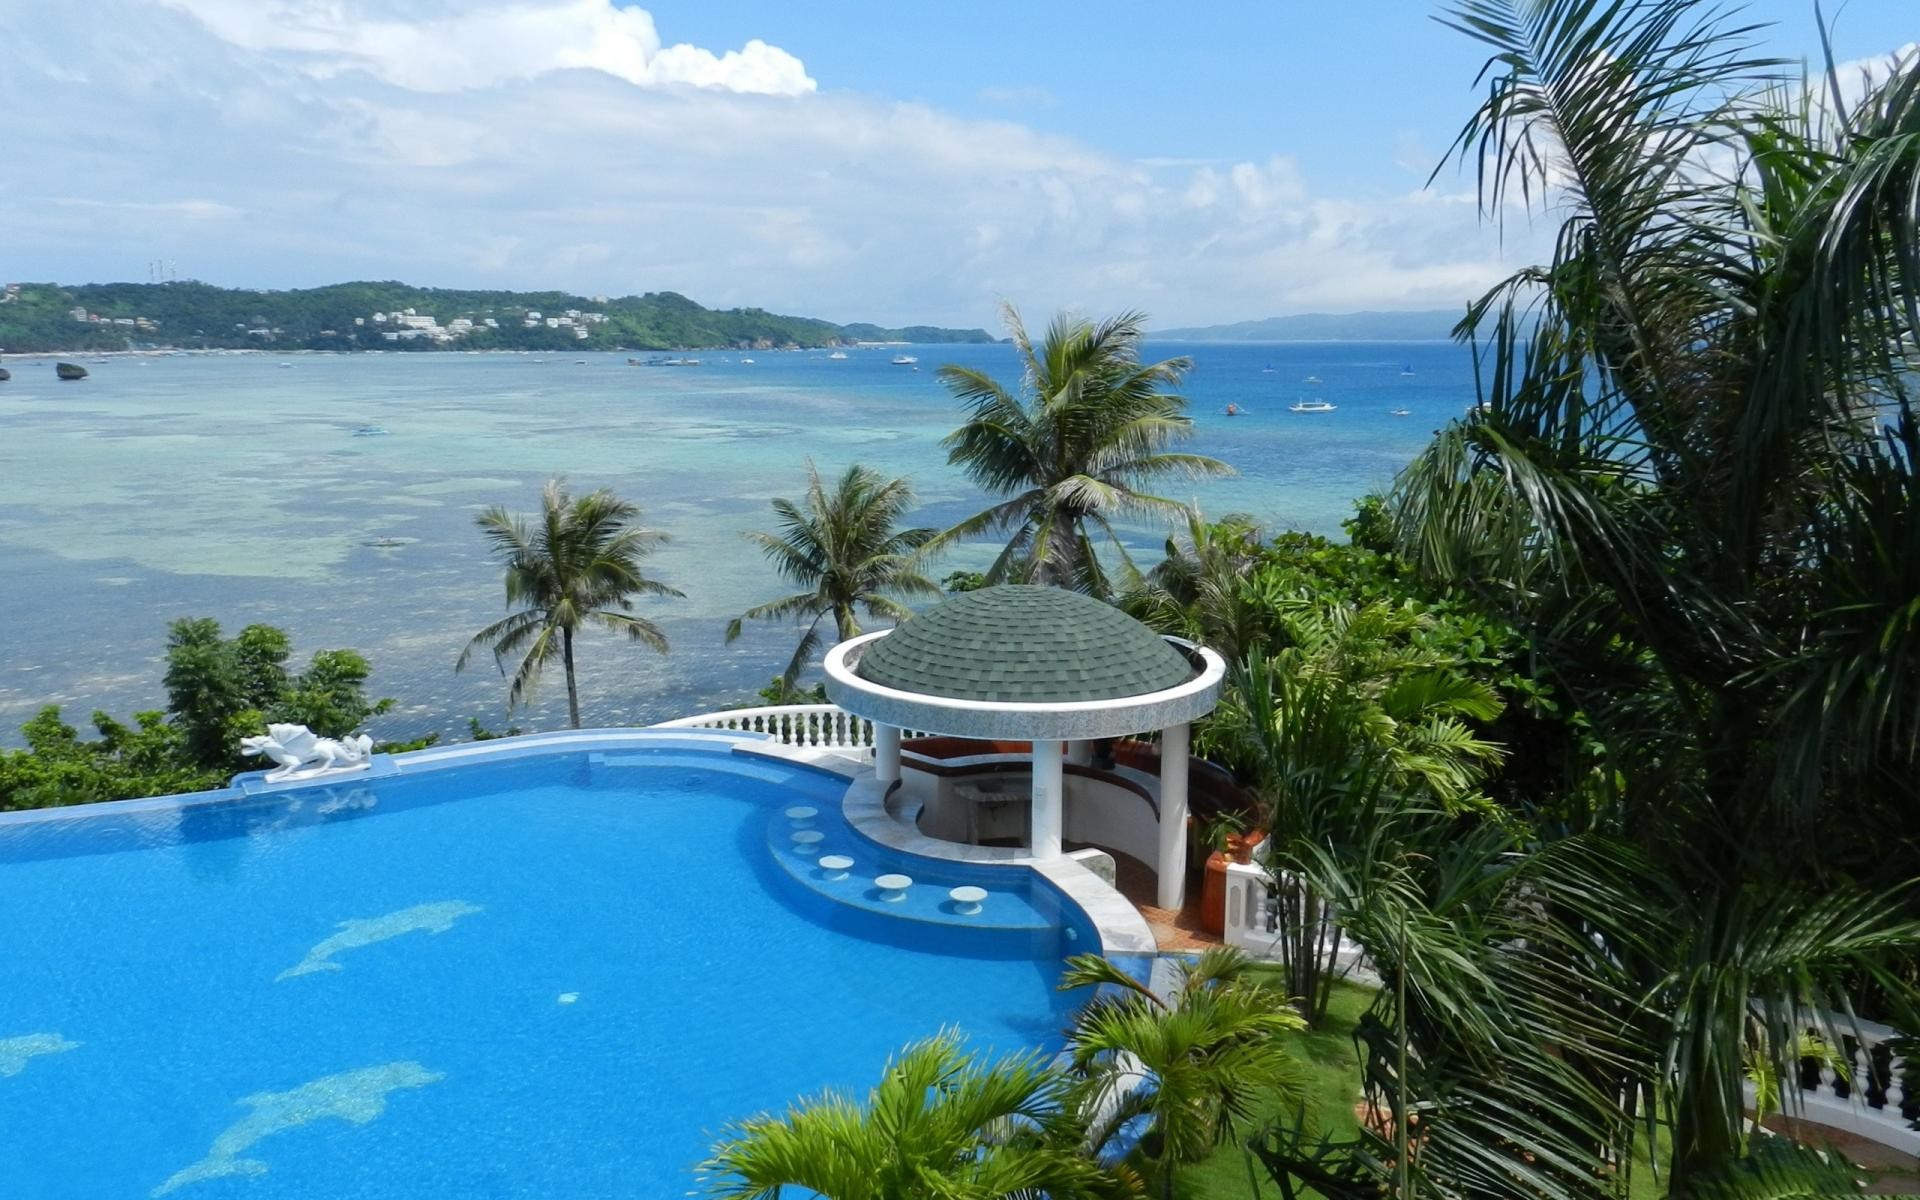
[0,745,1096,1197]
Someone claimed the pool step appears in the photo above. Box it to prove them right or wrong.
[763,808,1064,933]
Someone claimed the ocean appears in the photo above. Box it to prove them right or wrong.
[0,341,1472,745]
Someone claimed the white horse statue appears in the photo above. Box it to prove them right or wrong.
[240,723,375,782]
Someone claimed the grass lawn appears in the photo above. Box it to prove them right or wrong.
[1174,979,1374,1199]
[1171,978,1673,1199]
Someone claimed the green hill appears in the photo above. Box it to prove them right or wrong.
[0,280,995,353]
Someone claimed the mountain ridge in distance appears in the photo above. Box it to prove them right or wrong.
[1154,309,1464,342]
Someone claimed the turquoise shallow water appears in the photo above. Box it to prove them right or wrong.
[0,746,1099,1196]
[0,342,1469,740]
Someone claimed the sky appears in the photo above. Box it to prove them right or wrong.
[1,0,1913,329]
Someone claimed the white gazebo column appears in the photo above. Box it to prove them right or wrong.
[1064,740,1095,766]
[1030,738,1064,858]
[874,723,902,786]
[1156,722,1191,909]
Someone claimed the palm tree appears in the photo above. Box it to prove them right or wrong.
[697,1032,1142,1200]
[1212,598,1506,1025]
[935,306,1232,597]
[1375,1,1920,1191]
[457,478,682,728]
[725,461,941,689]
[1121,511,1274,664]
[1061,947,1308,1199]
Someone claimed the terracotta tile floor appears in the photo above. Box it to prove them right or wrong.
[1068,842,1223,953]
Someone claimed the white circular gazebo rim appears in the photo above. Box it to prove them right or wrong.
[823,630,1227,741]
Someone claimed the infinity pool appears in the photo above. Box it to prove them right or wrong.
[0,741,1096,1197]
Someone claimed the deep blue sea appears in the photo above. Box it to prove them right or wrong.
[0,341,1472,742]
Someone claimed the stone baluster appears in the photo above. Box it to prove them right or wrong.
[1887,1052,1906,1114]
[1850,1042,1868,1105]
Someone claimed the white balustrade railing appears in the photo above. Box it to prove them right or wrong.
[1229,864,1917,1154]
[654,704,926,752]
[1769,1012,1917,1154]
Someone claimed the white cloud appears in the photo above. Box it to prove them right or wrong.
[155,0,816,95]
[0,0,1546,327]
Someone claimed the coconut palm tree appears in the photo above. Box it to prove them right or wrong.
[457,478,682,728]
[1120,511,1275,664]
[725,461,942,690]
[697,1031,1143,1200]
[1373,1,1920,1192]
[1061,948,1308,1199]
[934,306,1232,597]
[1212,598,1506,1026]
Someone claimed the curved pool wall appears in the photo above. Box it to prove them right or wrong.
[0,728,1141,1196]
[0,729,1114,943]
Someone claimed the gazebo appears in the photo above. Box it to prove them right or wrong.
[822,585,1226,908]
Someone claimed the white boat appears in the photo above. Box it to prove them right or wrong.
[1290,399,1336,413]
[1390,407,1412,417]
[741,357,755,364]
[1400,364,1416,377]
[891,355,918,365]
[1303,375,1323,384]
[828,351,849,360]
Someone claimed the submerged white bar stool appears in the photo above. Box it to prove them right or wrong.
[875,873,912,901]
[948,885,986,915]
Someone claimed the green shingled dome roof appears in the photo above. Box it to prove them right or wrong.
[854,585,1196,703]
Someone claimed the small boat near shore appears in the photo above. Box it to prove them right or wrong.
[56,362,88,381]
[828,351,849,360]
[1390,407,1411,416]
[1290,399,1336,413]
[0,367,10,383]
[891,355,918,365]
[1303,375,1323,385]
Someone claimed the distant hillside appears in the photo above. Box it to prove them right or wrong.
[1154,310,1464,342]
[0,280,996,354]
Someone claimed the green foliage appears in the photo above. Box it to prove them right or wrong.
[459,478,682,728]
[697,1032,1144,1200]
[163,617,259,765]
[942,569,991,593]
[0,707,221,811]
[164,618,392,767]
[277,649,394,738]
[1062,949,1310,1197]
[2,617,404,811]
[726,460,940,690]
[1124,511,1579,820]
[933,305,1231,597]
[753,676,827,707]
[0,280,995,353]
[1209,598,1508,1025]
[465,717,523,742]
[1287,2,1920,1195]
